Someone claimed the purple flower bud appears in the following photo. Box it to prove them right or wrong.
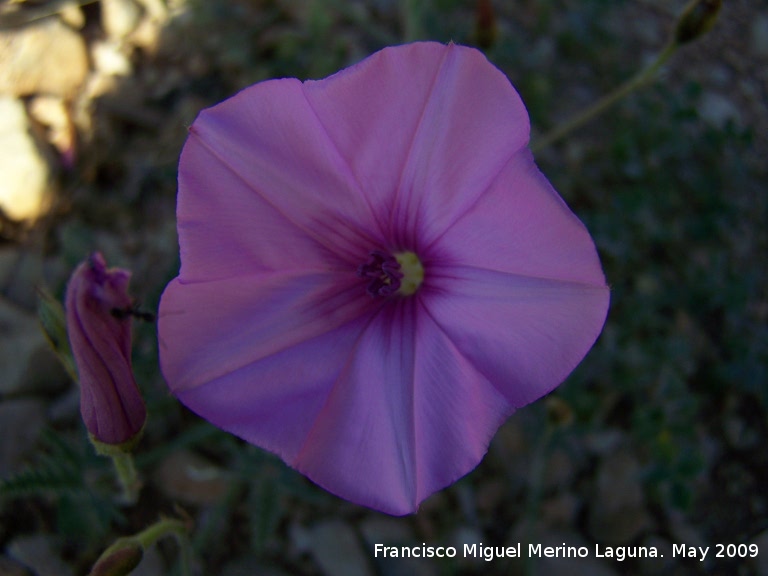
[66,253,146,447]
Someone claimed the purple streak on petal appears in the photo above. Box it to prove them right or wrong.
[293,300,419,515]
[411,308,512,505]
[174,311,373,465]
[428,149,606,285]
[424,265,609,408]
[177,134,345,283]
[288,297,512,515]
[180,78,384,275]
[158,270,377,393]
[392,43,530,248]
[304,42,529,250]
[302,43,450,243]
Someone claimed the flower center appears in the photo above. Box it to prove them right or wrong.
[358,250,424,297]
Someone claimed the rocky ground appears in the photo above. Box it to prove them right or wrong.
[1,0,766,575]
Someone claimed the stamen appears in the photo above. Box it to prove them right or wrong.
[358,250,403,297]
[358,250,424,297]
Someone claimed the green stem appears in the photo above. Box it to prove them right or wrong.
[136,518,192,576]
[111,452,140,505]
[135,518,189,548]
[531,41,679,153]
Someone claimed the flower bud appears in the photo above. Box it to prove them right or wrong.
[66,253,146,448]
[88,539,143,576]
[674,0,722,45]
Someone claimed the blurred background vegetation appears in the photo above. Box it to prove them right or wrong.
[0,0,766,574]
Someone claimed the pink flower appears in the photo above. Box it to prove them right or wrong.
[158,42,609,515]
[66,253,146,447]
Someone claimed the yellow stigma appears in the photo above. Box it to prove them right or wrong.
[394,251,424,296]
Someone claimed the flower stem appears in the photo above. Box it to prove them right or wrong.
[135,518,188,548]
[136,518,193,576]
[111,452,140,505]
[531,41,679,153]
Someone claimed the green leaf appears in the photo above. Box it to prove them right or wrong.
[37,288,78,384]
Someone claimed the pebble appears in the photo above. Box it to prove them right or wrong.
[751,13,768,57]
[0,296,62,397]
[152,450,229,505]
[0,555,33,576]
[101,0,143,41]
[92,40,133,77]
[531,530,619,576]
[306,520,373,576]
[587,451,653,545]
[0,398,46,478]
[6,534,72,576]
[0,18,88,99]
[749,528,768,575]
[698,91,743,130]
[28,96,76,167]
[0,96,54,222]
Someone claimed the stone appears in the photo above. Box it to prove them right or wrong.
[92,40,133,76]
[587,451,653,545]
[307,520,373,576]
[0,18,88,99]
[0,96,54,222]
[751,13,768,57]
[0,296,61,397]
[152,450,229,505]
[698,91,743,130]
[749,528,768,575]
[0,398,46,478]
[532,530,619,576]
[6,535,73,576]
[28,96,76,167]
[101,0,143,40]
[0,554,34,576]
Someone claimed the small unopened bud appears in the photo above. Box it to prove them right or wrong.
[674,0,722,45]
[88,539,143,576]
[65,253,146,449]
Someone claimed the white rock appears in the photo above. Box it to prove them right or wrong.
[101,0,143,40]
[0,97,54,221]
[92,40,133,76]
[28,95,76,166]
[0,17,88,98]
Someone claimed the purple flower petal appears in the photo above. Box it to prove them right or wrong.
[293,299,511,515]
[159,41,610,514]
[423,266,609,408]
[159,270,372,392]
[427,149,606,284]
[303,42,530,248]
[177,78,384,281]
